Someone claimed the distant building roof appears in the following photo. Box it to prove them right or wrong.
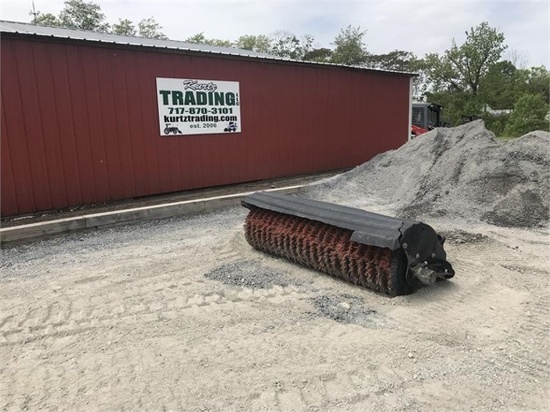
[0,20,415,76]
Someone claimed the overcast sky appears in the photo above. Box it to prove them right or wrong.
[2,0,548,67]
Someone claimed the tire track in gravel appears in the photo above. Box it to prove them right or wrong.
[495,292,550,381]
[390,239,529,331]
[249,367,417,411]
[88,232,248,294]
[0,283,307,347]
[388,238,550,389]
[2,345,186,411]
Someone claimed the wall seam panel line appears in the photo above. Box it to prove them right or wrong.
[46,42,70,207]
[1,99,18,213]
[12,40,37,212]
[30,41,54,209]
[63,45,84,205]
[93,49,113,199]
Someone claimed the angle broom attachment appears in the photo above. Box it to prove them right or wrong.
[242,192,454,296]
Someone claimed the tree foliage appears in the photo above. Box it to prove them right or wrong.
[303,47,333,63]
[31,11,61,27]
[521,66,550,104]
[186,33,231,47]
[330,25,368,65]
[417,22,548,136]
[268,31,316,60]
[30,0,166,39]
[426,90,484,127]
[137,17,168,40]
[185,33,208,44]
[58,0,110,32]
[270,31,302,59]
[425,22,507,95]
[111,19,136,36]
[366,50,417,72]
[504,94,549,136]
[479,60,519,110]
[235,34,272,53]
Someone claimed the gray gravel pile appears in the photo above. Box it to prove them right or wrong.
[305,120,549,227]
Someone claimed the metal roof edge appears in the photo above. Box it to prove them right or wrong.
[0,20,417,77]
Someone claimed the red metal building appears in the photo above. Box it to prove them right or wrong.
[1,21,414,217]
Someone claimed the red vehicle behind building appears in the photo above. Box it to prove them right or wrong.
[411,102,444,138]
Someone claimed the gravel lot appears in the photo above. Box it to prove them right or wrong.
[1,206,549,411]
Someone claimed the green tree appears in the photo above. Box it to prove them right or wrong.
[408,57,433,99]
[426,90,484,126]
[484,112,511,137]
[479,61,519,110]
[185,32,232,47]
[521,66,550,104]
[366,50,418,72]
[235,34,272,53]
[112,18,136,36]
[270,31,300,58]
[30,1,167,39]
[137,17,167,39]
[303,47,333,63]
[58,0,110,32]
[425,22,507,95]
[186,33,208,44]
[419,22,511,132]
[331,25,368,66]
[268,31,301,59]
[299,34,315,60]
[30,11,61,27]
[504,94,549,136]
[210,39,233,47]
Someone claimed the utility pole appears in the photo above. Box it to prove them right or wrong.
[31,1,38,20]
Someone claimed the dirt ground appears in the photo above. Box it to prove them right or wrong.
[1,206,548,411]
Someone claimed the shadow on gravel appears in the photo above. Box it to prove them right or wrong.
[205,260,302,289]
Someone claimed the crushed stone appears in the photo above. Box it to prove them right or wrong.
[205,259,297,289]
[309,294,381,328]
[439,229,488,245]
[304,121,549,228]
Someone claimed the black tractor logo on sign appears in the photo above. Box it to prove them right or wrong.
[224,121,237,132]
[164,124,182,135]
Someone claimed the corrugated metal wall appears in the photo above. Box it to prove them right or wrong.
[1,36,411,216]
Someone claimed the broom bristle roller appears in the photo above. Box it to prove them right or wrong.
[245,208,411,296]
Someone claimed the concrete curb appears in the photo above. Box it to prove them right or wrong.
[1,185,304,245]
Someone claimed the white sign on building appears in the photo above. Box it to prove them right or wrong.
[156,78,241,136]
